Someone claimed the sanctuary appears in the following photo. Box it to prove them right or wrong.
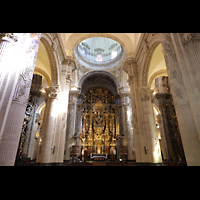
[0,33,200,166]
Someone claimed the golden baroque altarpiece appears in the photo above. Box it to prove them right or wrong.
[79,88,120,155]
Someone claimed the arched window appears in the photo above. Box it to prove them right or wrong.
[82,48,87,57]
[111,50,117,59]
[96,53,102,62]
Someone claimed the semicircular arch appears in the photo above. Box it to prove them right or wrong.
[40,34,59,85]
[141,34,162,86]
[78,70,120,89]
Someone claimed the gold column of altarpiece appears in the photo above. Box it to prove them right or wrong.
[79,88,120,155]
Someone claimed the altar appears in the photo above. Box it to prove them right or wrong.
[92,154,107,161]
[79,88,120,157]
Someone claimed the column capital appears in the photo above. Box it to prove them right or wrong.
[123,58,138,75]
[45,85,60,99]
[62,57,77,71]
[0,33,18,43]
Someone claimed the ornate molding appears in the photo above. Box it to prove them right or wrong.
[12,34,41,106]
[161,33,189,107]
[123,59,137,75]
[180,33,200,46]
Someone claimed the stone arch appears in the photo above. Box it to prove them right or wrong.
[36,101,46,114]
[40,34,59,85]
[34,67,51,86]
[148,69,168,88]
[141,35,162,86]
[78,70,120,90]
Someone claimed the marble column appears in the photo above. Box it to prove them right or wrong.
[0,33,41,166]
[161,33,200,165]
[38,85,59,163]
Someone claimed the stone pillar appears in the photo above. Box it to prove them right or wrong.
[0,33,41,166]
[156,113,169,160]
[123,59,145,162]
[175,33,200,140]
[21,74,42,159]
[120,94,135,160]
[156,93,176,161]
[161,33,200,165]
[140,87,161,163]
[38,85,59,163]
[28,112,41,159]
[56,72,71,163]
[64,91,79,161]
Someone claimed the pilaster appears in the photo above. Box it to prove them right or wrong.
[64,90,79,161]
[0,33,41,166]
[176,33,200,140]
[123,59,144,162]
[140,86,160,163]
[161,33,200,165]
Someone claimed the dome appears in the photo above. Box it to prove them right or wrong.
[76,37,123,67]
